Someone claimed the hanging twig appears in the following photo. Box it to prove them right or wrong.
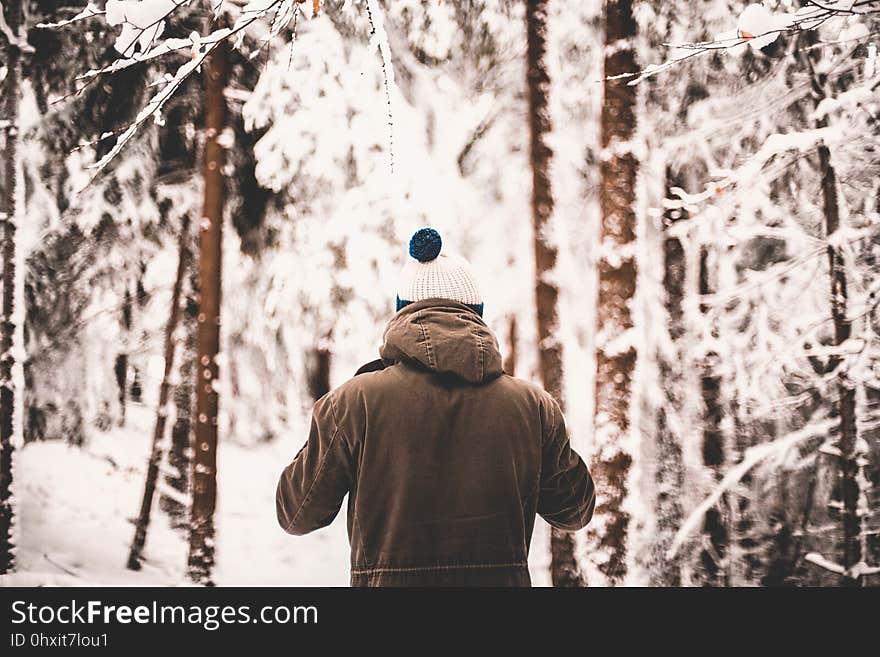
[365,0,395,172]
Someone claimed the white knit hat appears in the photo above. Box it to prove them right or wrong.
[396,228,483,315]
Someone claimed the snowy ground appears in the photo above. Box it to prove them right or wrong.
[0,404,552,586]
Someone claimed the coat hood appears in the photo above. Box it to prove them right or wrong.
[380,299,503,384]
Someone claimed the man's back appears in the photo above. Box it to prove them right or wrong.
[276,300,596,586]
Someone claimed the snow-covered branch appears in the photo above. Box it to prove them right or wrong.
[806,552,880,579]
[35,3,104,29]
[41,0,310,178]
[667,418,837,559]
[663,127,842,215]
[38,0,403,179]
[630,1,880,84]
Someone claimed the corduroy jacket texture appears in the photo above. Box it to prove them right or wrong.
[276,299,596,586]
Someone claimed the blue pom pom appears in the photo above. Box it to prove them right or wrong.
[409,228,442,262]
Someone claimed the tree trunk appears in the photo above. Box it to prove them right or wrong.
[187,34,228,586]
[127,216,191,570]
[503,315,518,376]
[650,166,686,586]
[0,0,23,575]
[130,367,142,403]
[114,352,127,425]
[817,140,862,586]
[590,0,638,586]
[729,405,767,586]
[526,0,582,588]
[160,234,197,533]
[115,288,133,427]
[306,347,332,402]
[697,247,728,586]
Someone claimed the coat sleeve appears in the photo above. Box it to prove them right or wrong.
[537,398,596,531]
[276,393,354,535]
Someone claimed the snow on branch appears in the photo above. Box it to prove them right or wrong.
[39,0,402,178]
[74,37,197,84]
[48,0,304,182]
[667,417,837,559]
[628,1,880,84]
[0,0,34,51]
[86,32,226,177]
[104,0,191,57]
[805,552,880,579]
[813,80,880,120]
[804,552,846,575]
[67,1,300,88]
[663,126,841,218]
[35,3,104,29]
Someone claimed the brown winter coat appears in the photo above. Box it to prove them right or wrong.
[276,298,596,586]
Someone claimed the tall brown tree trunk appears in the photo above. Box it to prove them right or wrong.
[651,167,686,586]
[0,0,23,575]
[127,216,191,570]
[160,235,197,533]
[526,0,582,587]
[590,0,638,586]
[188,35,228,586]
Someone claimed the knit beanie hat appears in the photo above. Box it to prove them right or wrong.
[396,228,484,316]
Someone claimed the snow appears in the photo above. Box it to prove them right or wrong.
[813,83,878,121]
[105,0,176,55]
[2,404,350,586]
[735,3,792,51]
[804,552,845,575]
[35,3,103,29]
[76,38,194,83]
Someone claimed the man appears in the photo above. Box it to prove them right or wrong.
[276,228,595,586]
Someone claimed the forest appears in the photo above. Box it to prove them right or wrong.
[0,0,878,587]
